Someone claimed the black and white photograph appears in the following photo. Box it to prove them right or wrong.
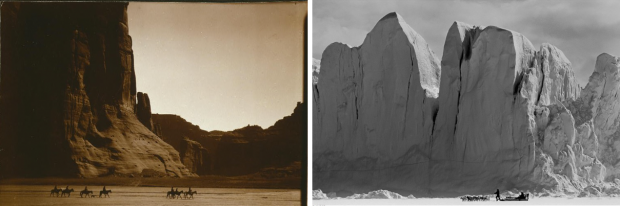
[312,0,620,204]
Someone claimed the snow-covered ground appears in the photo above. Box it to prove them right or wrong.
[314,197,620,205]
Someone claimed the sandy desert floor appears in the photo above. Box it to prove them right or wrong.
[314,197,620,205]
[0,185,300,206]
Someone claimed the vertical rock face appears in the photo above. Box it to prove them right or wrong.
[153,101,307,176]
[313,12,441,196]
[136,92,154,131]
[0,2,192,178]
[179,138,212,175]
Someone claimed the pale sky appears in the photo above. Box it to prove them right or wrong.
[313,0,620,87]
[128,2,307,131]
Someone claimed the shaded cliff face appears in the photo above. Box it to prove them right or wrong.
[179,138,212,175]
[313,12,441,196]
[151,114,209,151]
[153,101,306,176]
[428,23,540,196]
[0,2,192,178]
[136,92,154,131]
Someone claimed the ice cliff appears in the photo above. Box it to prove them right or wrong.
[313,12,620,197]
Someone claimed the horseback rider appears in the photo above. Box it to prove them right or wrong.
[66,185,69,190]
[103,186,106,191]
[54,185,58,190]
[188,187,192,193]
[171,187,174,193]
[84,186,88,191]
[494,189,500,201]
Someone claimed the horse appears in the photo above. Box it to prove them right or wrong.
[184,191,197,199]
[80,190,93,198]
[50,188,62,197]
[60,188,74,197]
[172,190,184,199]
[99,189,112,198]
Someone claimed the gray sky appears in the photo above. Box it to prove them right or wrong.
[313,0,620,87]
[129,2,306,131]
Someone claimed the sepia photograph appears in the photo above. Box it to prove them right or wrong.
[312,0,620,204]
[0,1,307,205]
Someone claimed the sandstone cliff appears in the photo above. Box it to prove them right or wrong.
[153,101,307,176]
[179,138,212,175]
[313,12,619,197]
[0,2,192,178]
[136,92,154,131]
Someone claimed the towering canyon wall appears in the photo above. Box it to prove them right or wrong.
[313,12,619,197]
[0,2,192,178]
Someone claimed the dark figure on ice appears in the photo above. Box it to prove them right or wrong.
[494,189,500,201]
[518,192,526,200]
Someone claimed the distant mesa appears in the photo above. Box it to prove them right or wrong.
[313,12,620,197]
[153,101,307,176]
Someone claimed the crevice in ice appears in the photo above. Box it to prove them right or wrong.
[402,44,416,139]
[453,46,465,138]
[536,51,545,105]
[513,69,525,96]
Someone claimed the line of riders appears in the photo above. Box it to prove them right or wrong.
[50,185,197,199]
[166,187,198,199]
[49,185,111,198]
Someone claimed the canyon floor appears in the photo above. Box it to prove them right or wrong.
[0,174,301,189]
[314,197,620,205]
[0,185,300,206]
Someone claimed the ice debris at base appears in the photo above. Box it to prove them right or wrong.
[313,189,415,199]
[312,189,328,200]
[345,189,412,199]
